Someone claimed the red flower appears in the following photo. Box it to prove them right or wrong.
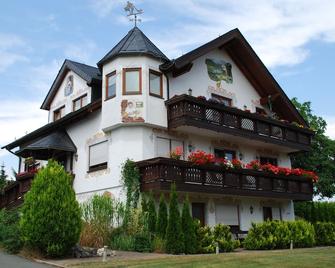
[188,150,215,165]
[246,160,261,170]
[170,146,183,160]
[232,159,243,169]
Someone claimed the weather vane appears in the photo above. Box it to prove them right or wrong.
[124,1,143,27]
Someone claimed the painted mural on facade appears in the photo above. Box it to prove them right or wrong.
[205,58,233,86]
[121,99,144,123]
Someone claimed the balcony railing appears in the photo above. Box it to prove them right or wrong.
[166,95,313,151]
[136,157,313,201]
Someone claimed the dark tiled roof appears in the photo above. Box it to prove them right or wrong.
[98,27,169,66]
[41,59,101,110]
[16,131,76,159]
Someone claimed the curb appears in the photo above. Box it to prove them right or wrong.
[34,259,66,268]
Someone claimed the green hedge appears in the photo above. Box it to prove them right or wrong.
[295,201,335,223]
[243,220,315,250]
[314,222,335,246]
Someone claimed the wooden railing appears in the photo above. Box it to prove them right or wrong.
[166,95,313,151]
[137,157,313,201]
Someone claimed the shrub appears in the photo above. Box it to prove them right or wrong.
[244,220,315,250]
[165,184,184,254]
[109,228,135,251]
[20,160,82,257]
[181,196,197,254]
[156,194,167,238]
[213,224,240,252]
[80,194,119,248]
[147,192,156,234]
[134,232,153,252]
[295,201,335,223]
[195,224,215,253]
[0,209,23,253]
[288,220,315,248]
[152,236,166,253]
[314,222,335,246]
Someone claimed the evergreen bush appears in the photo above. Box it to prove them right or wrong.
[20,160,81,257]
[165,184,184,254]
[295,201,335,223]
[156,194,167,238]
[0,209,23,253]
[181,196,197,254]
[213,224,240,252]
[134,232,153,252]
[147,192,157,234]
[314,222,335,246]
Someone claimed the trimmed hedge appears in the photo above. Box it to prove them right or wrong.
[314,222,335,246]
[244,220,315,250]
[0,209,23,253]
[295,201,335,223]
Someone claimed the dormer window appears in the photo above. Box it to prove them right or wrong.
[211,93,232,107]
[106,71,116,100]
[123,68,141,95]
[54,106,65,121]
[73,94,87,111]
[149,69,163,98]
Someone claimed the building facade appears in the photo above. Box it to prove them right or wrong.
[1,27,314,233]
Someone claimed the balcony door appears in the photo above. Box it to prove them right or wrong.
[192,203,205,226]
[214,148,236,161]
[263,207,273,221]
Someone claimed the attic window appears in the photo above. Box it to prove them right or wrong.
[149,69,162,98]
[54,106,65,121]
[123,68,141,95]
[73,94,87,111]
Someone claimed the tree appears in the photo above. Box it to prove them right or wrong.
[147,192,157,234]
[20,160,81,257]
[181,195,197,254]
[0,163,8,192]
[156,193,168,238]
[165,184,184,254]
[291,98,335,198]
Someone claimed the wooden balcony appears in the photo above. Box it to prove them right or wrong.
[166,95,313,151]
[137,157,313,201]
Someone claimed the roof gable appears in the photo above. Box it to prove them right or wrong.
[160,29,308,126]
[41,59,101,110]
[97,27,169,67]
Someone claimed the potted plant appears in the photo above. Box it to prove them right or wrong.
[188,150,215,165]
[170,146,183,160]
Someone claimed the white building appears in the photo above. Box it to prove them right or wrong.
[1,27,314,233]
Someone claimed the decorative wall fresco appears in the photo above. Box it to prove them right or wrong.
[205,58,233,86]
[64,75,74,96]
[121,99,144,123]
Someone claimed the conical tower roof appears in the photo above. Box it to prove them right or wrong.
[97,27,169,67]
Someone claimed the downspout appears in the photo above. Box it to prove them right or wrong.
[164,73,170,100]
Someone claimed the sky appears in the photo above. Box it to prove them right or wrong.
[0,0,335,178]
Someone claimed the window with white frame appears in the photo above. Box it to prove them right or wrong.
[88,140,108,171]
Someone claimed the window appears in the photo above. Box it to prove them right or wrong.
[73,94,87,111]
[192,203,205,226]
[149,69,162,97]
[123,68,141,95]
[53,106,65,121]
[211,93,232,107]
[106,71,116,99]
[260,156,278,166]
[156,137,184,158]
[214,148,236,161]
[88,141,108,172]
[215,204,239,227]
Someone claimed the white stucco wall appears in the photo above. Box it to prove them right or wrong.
[169,48,264,112]
[49,70,92,122]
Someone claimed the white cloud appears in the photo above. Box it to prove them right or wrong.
[89,0,125,18]
[147,0,335,68]
[64,40,97,65]
[0,33,28,72]
[325,116,335,140]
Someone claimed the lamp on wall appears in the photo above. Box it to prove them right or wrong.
[188,88,193,96]
[74,153,78,162]
[239,152,243,160]
[249,206,254,214]
[188,143,194,153]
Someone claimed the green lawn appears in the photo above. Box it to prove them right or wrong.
[69,247,335,268]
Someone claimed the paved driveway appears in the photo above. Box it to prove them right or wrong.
[0,251,52,268]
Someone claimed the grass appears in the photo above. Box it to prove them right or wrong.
[69,247,335,268]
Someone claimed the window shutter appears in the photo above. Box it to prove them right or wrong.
[215,204,239,225]
[89,141,108,167]
[156,137,170,157]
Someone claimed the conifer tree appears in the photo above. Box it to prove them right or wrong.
[20,160,81,257]
[0,163,8,192]
[165,184,184,254]
[181,195,197,254]
[147,192,157,234]
[156,193,168,238]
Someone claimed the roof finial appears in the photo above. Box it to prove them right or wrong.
[124,1,143,27]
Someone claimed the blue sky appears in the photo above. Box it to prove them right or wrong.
[0,0,335,177]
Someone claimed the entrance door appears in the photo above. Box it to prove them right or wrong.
[263,207,273,221]
[192,203,205,226]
